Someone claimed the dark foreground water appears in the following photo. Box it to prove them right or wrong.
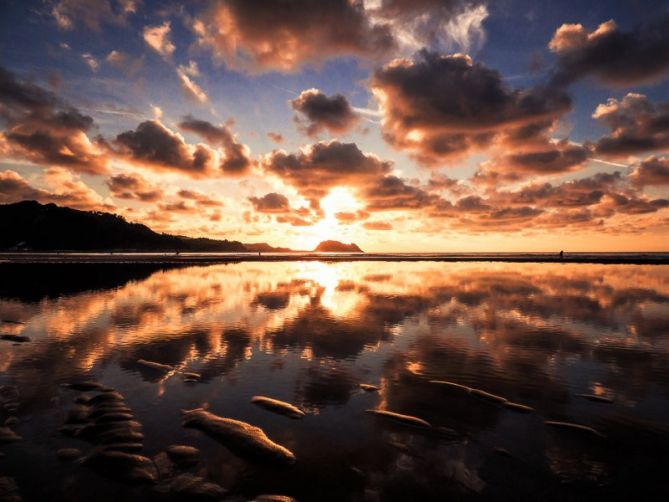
[1,261,668,501]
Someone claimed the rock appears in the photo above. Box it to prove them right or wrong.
[57,448,83,461]
[576,394,614,404]
[251,396,306,419]
[81,450,157,485]
[166,445,200,468]
[428,380,471,392]
[469,388,508,404]
[93,413,135,424]
[0,335,29,343]
[65,406,90,424]
[182,409,296,464]
[87,406,133,419]
[359,384,380,392]
[152,452,174,480]
[98,430,145,445]
[77,421,142,440]
[365,409,431,428]
[0,476,21,502]
[0,427,22,444]
[252,496,298,502]
[503,402,534,413]
[162,473,227,500]
[100,443,144,453]
[87,392,125,406]
[0,386,19,403]
[494,447,513,458]
[182,372,201,383]
[544,420,606,438]
[3,417,18,427]
[62,382,113,392]
[137,359,174,372]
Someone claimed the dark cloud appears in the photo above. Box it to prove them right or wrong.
[178,116,252,175]
[371,51,571,165]
[192,0,396,72]
[248,192,291,213]
[177,189,224,207]
[363,175,437,210]
[0,66,109,174]
[549,17,669,87]
[630,157,669,187]
[115,120,218,177]
[497,140,590,175]
[291,89,360,137]
[261,140,392,203]
[106,172,163,202]
[592,93,669,158]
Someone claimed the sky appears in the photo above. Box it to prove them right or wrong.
[0,0,668,252]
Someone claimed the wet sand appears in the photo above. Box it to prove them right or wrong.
[1,251,668,265]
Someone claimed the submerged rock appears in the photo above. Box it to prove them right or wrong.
[576,393,614,404]
[159,473,227,500]
[137,359,174,372]
[359,384,380,392]
[0,476,21,502]
[3,417,18,427]
[87,406,133,420]
[57,448,83,461]
[100,443,144,453]
[469,388,508,404]
[428,380,471,392]
[365,409,431,428]
[503,402,534,413]
[252,496,298,502]
[182,372,201,383]
[181,409,296,464]
[0,427,22,444]
[98,430,145,445]
[93,412,135,424]
[0,335,29,343]
[81,450,157,485]
[62,381,112,392]
[544,420,606,438]
[86,392,125,406]
[251,396,306,419]
[166,445,200,468]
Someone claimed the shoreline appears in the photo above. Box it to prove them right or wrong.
[1,252,668,265]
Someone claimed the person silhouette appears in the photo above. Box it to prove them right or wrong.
[559,250,564,259]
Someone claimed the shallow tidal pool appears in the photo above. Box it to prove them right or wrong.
[1,261,668,501]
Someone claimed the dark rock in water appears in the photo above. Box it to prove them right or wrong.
[137,359,174,372]
[251,396,306,419]
[87,406,133,419]
[81,450,157,485]
[98,430,144,445]
[0,320,24,325]
[428,380,471,392]
[359,384,380,392]
[182,372,201,383]
[65,407,90,424]
[494,447,513,458]
[166,445,200,468]
[94,413,135,424]
[152,452,174,480]
[159,473,227,500]
[100,443,144,453]
[365,409,431,428]
[0,386,19,403]
[252,495,298,502]
[469,388,508,404]
[544,420,606,438]
[503,402,534,413]
[3,417,18,427]
[576,393,614,404]
[181,409,296,464]
[77,421,142,440]
[57,448,83,461]
[0,427,22,444]
[62,382,112,392]
[0,476,21,502]
[87,391,125,406]
[0,334,29,343]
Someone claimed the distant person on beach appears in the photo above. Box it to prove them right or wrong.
[258,251,261,257]
[559,250,564,259]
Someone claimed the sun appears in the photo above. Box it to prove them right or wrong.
[301,187,363,250]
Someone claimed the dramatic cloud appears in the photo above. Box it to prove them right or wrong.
[50,0,133,31]
[492,140,590,176]
[115,120,217,177]
[371,51,571,165]
[106,172,163,202]
[629,157,669,187]
[363,175,437,210]
[291,89,360,137]
[143,21,175,59]
[260,140,392,202]
[177,189,224,207]
[248,192,291,213]
[549,17,669,87]
[191,0,396,72]
[0,168,111,211]
[368,0,488,54]
[0,66,109,174]
[593,93,669,158]
[178,116,252,174]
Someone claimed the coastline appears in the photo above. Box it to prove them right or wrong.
[1,252,668,265]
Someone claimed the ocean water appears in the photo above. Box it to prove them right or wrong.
[0,261,668,501]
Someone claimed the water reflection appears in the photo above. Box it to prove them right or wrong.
[1,261,669,501]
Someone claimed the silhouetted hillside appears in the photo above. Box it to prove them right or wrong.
[314,240,363,252]
[0,201,247,252]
